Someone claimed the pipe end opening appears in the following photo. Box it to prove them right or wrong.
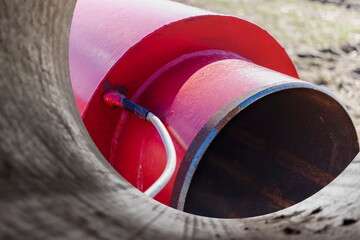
[183,87,359,218]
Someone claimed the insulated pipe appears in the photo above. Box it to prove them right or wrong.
[70,0,359,218]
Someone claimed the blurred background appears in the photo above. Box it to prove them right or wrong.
[174,0,360,138]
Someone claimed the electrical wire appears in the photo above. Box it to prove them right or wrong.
[103,91,177,198]
[144,113,177,198]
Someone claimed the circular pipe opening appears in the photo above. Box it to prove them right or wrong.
[183,88,359,218]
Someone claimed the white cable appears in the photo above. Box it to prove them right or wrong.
[144,112,177,198]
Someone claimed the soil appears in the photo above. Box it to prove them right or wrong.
[310,0,360,9]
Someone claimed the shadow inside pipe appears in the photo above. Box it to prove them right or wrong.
[184,88,359,218]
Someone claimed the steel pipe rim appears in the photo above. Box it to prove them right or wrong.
[172,81,359,216]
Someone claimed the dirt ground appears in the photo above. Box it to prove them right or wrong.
[175,0,360,138]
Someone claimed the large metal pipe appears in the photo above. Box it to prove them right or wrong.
[70,0,359,218]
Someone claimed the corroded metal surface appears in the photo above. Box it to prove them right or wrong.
[183,88,358,218]
[0,0,359,239]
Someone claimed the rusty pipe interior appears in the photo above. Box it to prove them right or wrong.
[183,88,359,218]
